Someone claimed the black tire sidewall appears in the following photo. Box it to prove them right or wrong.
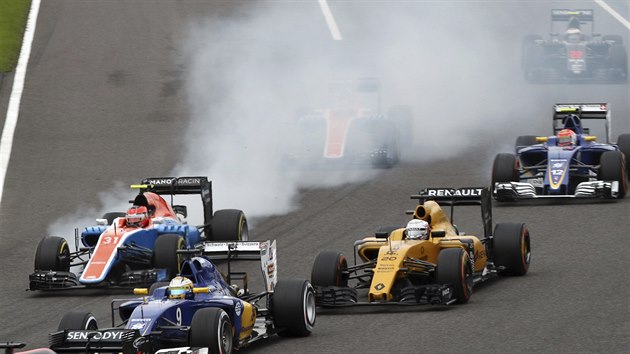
[272,279,315,337]
[311,251,347,287]
[189,308,233,353]
[153,234,185,278]
[58,311,98,331]
[211,209,247,241]
[34,236,70,272]
[436,248,472,304]
[493,223,530,276]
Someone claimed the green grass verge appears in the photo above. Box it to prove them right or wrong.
[0,0,32,72]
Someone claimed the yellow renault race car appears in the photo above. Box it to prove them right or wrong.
[311,187,531,306]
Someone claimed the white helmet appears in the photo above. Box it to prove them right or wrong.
[406,219,430,240]
[168,276,193,299]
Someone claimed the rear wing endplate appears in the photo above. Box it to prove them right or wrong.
[199,240,277,292]
[411,187,492,239]
[553,103,610,142]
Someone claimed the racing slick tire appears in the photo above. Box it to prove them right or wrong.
[272,279,316,337]
[34,236,70,272]
[522,35,544,79]
[493,223,531,276]
[514,135,537,150]
[102,212,125,225]
[311,251,348,287]
[603,34,623,45]
[616,134,630,176]
[436,248,473,304]
[598,150,627,198]
[491,153,518,201]
[153,234,185,278]
[211,209,248,241]
[189,308,233,354]
[608,45,628,80]
[57,311,98,330]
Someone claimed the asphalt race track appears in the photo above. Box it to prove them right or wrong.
[0,1,628,353]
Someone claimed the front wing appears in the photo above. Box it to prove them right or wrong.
[315,284,455,307]
[494,181,620,199]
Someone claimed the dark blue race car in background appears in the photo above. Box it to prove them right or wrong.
[47,241,316,354]
[492,103,630,201]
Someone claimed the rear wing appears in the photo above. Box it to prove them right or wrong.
[196,240,277,292]
[553,103,610,142]
[551,9,594,32]
[411,187,492,239]
[135,176,213,228]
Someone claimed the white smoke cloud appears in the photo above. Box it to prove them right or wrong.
[48,3,555,235]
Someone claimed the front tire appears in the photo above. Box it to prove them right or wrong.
[272,279,316,337]
[492,153,519,201]
[311,251,348,287]
[436,248,473,304]
[599,150,627,198]
[189,308,233,354]
[153,234,185,278]
[493,223,531,276]
[211,209,248,241]
[58,311,98,331]
[34,236,70,272]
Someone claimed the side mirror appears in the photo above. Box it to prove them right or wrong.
[173,205,187,218]
[193,287,210,294]
[536,136,548,143]
[95,218,108,226]
[584,136,597,141]
[134,288,149,295]
[431,230,446,238]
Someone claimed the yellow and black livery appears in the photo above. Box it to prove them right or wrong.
[311,187,531,307]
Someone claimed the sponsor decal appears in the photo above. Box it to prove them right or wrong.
[380,256,397,261]
[425,188,483,197]
[267,262,275,276]
[235,301,242,316]
[374,283,385,291]
[548,159,569,189]
[66,330,126,341]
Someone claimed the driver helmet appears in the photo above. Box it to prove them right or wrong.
[557,129,577,147]
[125,206,149,227]
[565,28,582,43]
[168,276,194,300]
[406,219,431,240]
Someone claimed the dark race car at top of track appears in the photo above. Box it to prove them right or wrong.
[522,9,628,83]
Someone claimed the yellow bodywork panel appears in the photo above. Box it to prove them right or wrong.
[358,200,488,302]
[239,301,256,340]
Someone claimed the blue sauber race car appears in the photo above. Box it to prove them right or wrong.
[492,103,630,200]
[29,176,248,291]
[47,241,316,354]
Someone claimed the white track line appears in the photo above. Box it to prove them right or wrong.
[318,0,343,40]
[594,0,630,30]
[0,0,41,206]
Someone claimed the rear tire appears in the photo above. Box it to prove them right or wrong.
[599,150,627,198]
[58,311,98,331]
[211,209,248,241]
[189,308,233,354]
[608,45,628,80]
[616,134,630,176]
[436,248,473,304]
[311,251,348,287]
[272,279,316,337]
[153,234,185,278]
[493,223,531,276]
[34,236,70,272]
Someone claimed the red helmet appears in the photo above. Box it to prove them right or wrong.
[557,129,577,147]
[125,206,149,227]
